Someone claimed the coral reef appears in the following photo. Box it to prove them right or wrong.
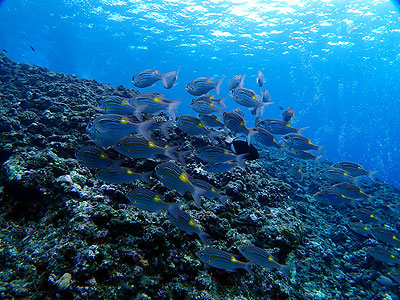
[1,53,399,299]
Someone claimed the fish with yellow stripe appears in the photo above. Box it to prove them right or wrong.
[97,95,136,115]
[132,92,180,121]
[127,188,179,215]
[176,115,219,142]
[185,76,225,96]
[281,134,324,153]
[76,146,123,169]
[195,146,246,167]
[370,227,400,248]
[96,166,152,184]
[197,247,251,272]
[155,162,205,208]
[230,87,273,116]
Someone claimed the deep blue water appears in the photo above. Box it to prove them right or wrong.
[1,0,399,187]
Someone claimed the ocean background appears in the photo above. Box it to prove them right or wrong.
[1,0,399,187]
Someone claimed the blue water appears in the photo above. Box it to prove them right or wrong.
[1,0,399,187]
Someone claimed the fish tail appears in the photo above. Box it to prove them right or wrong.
[247,128,258,145]
[368,196,378,204]
[178,150,191,165]
[368,170,377,181]
[350,198,360,209]
[160,72,172,89]
[352,175,362,187]
[259,101,274,117]
[314,154,324,166]
[215,76,225,95]
[297,126,310,135]
[141,171,153,184]
[166,202,181,219]
[160,120,172,138]
[239,74,246,88]
[198,231,211,245]
[164,146,178,160]
[219,196,228,208]
[135,104,148,122]
[236,154,248,169]
[280,265,294,278]
[167,101,180,120]
[137,119,155,141]
[317,145,326,155]
[192,186,206,208]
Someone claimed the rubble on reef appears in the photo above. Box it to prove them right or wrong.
[1,53,400,300]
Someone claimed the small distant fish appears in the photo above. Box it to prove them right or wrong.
[176,115,218,142]
[191,179,228,207]
[320,168,358,185]
[289,165,304,180]
[227,137,259,161]
[98,95,136,115]
[128,188,176,214]
[252,128,280,149]
[348,222,371,237]
[155,162,205,208]
[366,246,400,266]
[2,49,7,53]
[256,118,307,135]
[190,97,226,115]
[185,76,225,96]
[260,88,272,103]
[256,70,266,87]
[377,275,398,287]
[281,134,324,153]
[132,69,162,88]
[204,161,242,173]
[197,247,250,272]
[161,67,180,89]
[168,206,210,244]
[280,226,300,245]
[229,74,246,91]
[114,136,177,160]
[195,146,246,166]
[198,114,225,128]
[280,107,295,123]
[332,182,373,201]
[239,245,293,277]
[353,208,385,225]
[313,188,356,207]
[96,166,152,184]
[332,161,375,179]
[230,88,273,116]
[370,227,400,248]
[30,45,35,51]
[76,146,122,169]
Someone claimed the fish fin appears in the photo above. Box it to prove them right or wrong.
[279,265,295,278]
[239,74,246,88]
[219,196,228,208]
[166,202,181,219]
[368,170,377,181]
[350,198,360,209]
[137,119,155,141]
[352,176,362,187]
[279,106,284,110]
[141,171,153,184]
[167,101,180,120]
[245,263,254,275]
[208,130,220,144]
[111,158,125,170]
[192,186,206,208]
[297,126,310,135]
[317,145,326,155]
[164,146,178,161]
[314,155,324,166]
[135,105,148,122]
[259,101,274,117]
[160,120,172,138]
[236,154,248,169]
[247,128,258,145]
[368,196,378,204]
[198,231,211,245]
[178,150,191,165]
[215,76,225,95]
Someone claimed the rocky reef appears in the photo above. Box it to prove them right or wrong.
[1,53,400,299]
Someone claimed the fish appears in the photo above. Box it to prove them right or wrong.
[280,107,295,123]
[227,137,259,161]
[190,97,226,115]
[197,247,250,272]
[132,92,180,121]
[377,275,398,287]
[332,182,373,201]
[256,118,307,135]
[348,222,371,237]
[176,115,218,142]
[2,49,8,53]
[260,88,272,103]
[76,146,123,169]
[195,146,246,166]
[280,226,300,245]
[230,88,273,116]
[229,74,246,91]
[161,67,180,89]
[281,147,322,163]
[96,166,152,184]
[331,161,375,179]
[289,165,304,180]
[198,114,225,128]
[30,45,35,52]
[131,69,162,88]
[98,95,136,115]
[113,136,177,160]
[87,114,153,146]
[127,188,175,214]
[191,179,228,206]
[256,70,266,87]
[320,168,358,185]
[239,245,293,277]
[185,76,225,96]
[366,246,400,266]
[281,134,324,153]
[167,206,210,244]
[313,188,357,207]
[353,208,385,225]
[252,128,280,149]
[204,161,242,173]
[369,227,400,248]
[155,162,205,208]
[223,111,256,144]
